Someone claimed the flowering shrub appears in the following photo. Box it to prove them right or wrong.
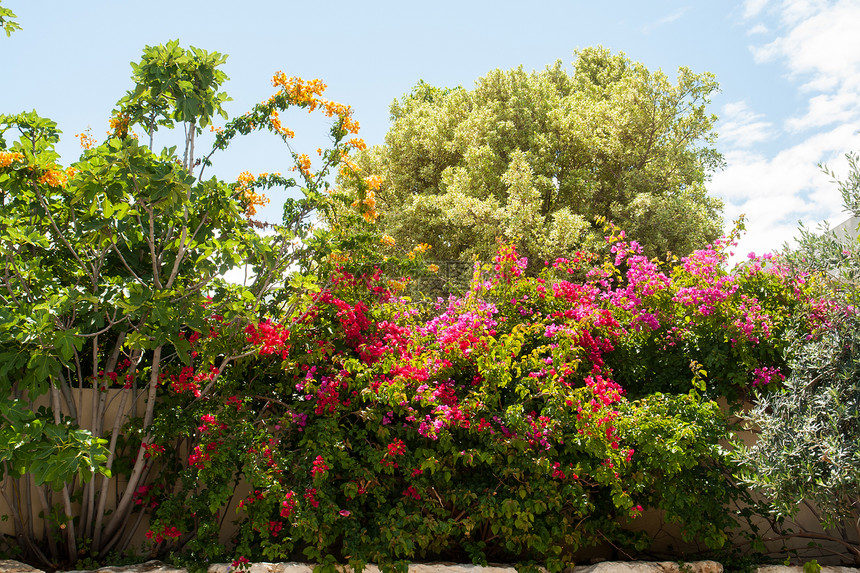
[0,40,381,568]
[142,229,804,571]
[599,224,805,402]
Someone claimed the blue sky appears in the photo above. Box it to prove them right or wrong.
[4,0,860,259]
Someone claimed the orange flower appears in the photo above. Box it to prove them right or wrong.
[243,190,270,216]
[0,151,24,168]
[75,130,96,150]
[237,171,255,188]
[235,171,270,217]
[338,150,361,179]
[109,113,129,137]
[319,99,360,134]
[363,191,377,210]
[380,235,396,247]
[364,175,382,191]
[294,154,312,177]
[408,243,432,259]
[346,138,366,151]
[342,116,360,134]
[271,73,327,110]
[328,252,351,263]
[38,168,68,188]
[269,111,295,138]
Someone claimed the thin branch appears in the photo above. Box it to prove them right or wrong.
[30,183,95,284]
[165,212,210,290]
[99,345,162,549]
[110,237,147,286]
[134,189,163,290]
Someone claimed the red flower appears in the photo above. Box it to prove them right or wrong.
[403,486,421,500]
[386,438,406,457]
[311,455,329,477]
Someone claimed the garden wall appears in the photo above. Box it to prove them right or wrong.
[2,391,856,563]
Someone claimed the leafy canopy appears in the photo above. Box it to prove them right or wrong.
[0,0,20,37]
[340,47,724,268]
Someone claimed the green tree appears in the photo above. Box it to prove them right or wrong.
[0,42,366,566]
[342,47,724,267]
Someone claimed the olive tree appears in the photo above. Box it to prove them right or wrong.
[733,151,860,564]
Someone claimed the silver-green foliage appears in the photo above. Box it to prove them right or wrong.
[736,316,860,529]
[734,151,860,558]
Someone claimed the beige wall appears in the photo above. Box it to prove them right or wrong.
[1,388,148,546]
[2,392,857,563]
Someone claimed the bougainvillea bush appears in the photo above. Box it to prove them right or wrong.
[141,225,808,572]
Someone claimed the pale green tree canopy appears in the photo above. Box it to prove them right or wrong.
[344,47,725,266]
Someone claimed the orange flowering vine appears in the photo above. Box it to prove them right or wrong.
[270,72,360,135]
[271,73,327,110]
[346,137,366,152]
[3,151,72,188]
[407,243,432,260]
[268,111,295,139]
[109,113,130,137]
[351,190,379,223]
[225,71,372,222]
[294,154,312,177]
[328,252,351,263]
[338,151,361,179]
[364,175,382,191]
[321,100,360,134]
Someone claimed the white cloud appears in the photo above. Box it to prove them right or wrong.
[723,0,860,262]
[751,0,860,132]
[779,0,831,25]
[642,8,687,33]
[754,1,860,82]
[711,124,860,257]
[746,23,770,34]
[718,101,774,148]
[785,90,860,131]
[743,0,772,19]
